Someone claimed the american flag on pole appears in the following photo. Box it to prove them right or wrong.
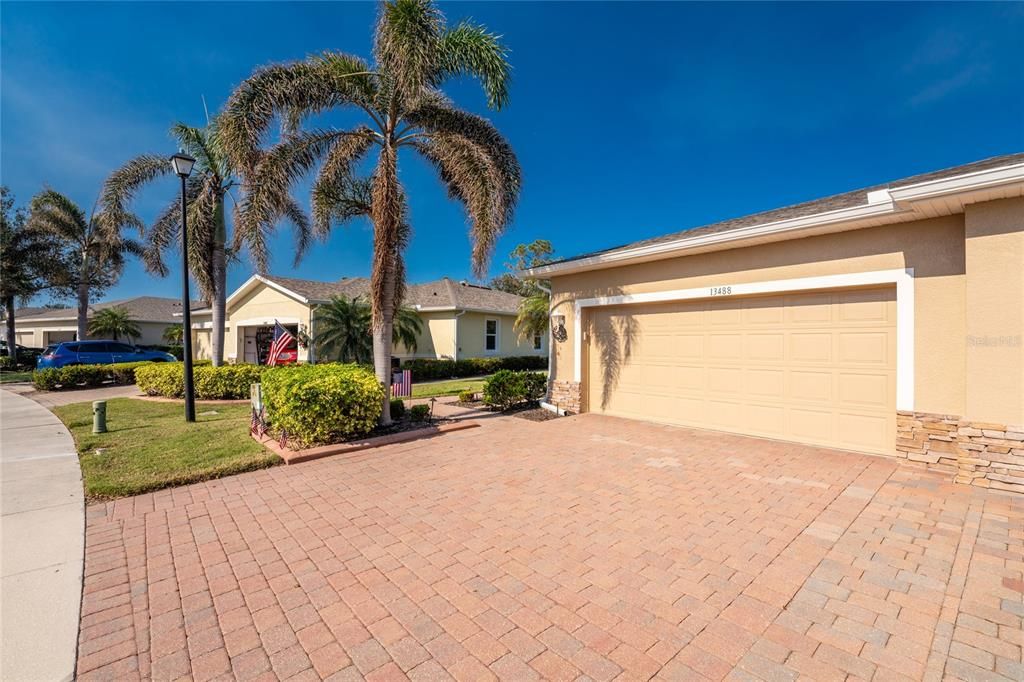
[266,320,295,366]
[391,369,412,398]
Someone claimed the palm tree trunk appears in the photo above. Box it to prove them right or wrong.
[370,143,402,426]
[4,296,17,362]
[211,199,228,367]
[76,279,89,340]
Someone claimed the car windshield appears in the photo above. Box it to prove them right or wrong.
[43,345,57,355]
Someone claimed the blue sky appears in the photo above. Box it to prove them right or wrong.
[3,1,1022,305]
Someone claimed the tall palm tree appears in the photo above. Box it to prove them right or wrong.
[88,306,141,342]
[221,0,520,423]
[0,187,65,355]
[27,190,140,340]
[100,120,311,367]
[313,295,421,363]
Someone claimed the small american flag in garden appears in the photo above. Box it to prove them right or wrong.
[250,406,266,437]
[391,369,412,398]
[266,320,294,366]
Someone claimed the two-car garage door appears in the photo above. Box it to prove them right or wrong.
[585,287,896,455]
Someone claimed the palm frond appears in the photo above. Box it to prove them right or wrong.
[220,57,377,174]
[310,128,376,235]
[436,22,511,110]
[170,123,221,179]
[374,0,443,107]
[99,155,172,235]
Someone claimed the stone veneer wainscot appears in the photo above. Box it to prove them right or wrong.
[548,380,581,414]
[897,411,1024,493]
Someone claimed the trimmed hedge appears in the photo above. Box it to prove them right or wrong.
[482,370,547,410]
[32,361,155,391]
[401,355,547,381]
[135,363,265,400]
[390,398,406,419]
[261,364,384,446]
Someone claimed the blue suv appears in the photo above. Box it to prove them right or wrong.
[36,341,177,369]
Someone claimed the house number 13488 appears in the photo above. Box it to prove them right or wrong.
[709,286,733,296]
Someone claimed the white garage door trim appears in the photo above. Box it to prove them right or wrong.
[573,268,915,411]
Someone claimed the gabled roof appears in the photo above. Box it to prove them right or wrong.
[220,274,525,315]
[529,152,1024,277]
[14,296,201,323]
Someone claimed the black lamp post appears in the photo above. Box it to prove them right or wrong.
[170,152,197,422]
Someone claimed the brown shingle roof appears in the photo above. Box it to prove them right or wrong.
[546,152,1024,267]
[263,276,524,315]
[17,296,202,323]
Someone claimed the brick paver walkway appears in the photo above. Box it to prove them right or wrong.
[77,414,1023,681]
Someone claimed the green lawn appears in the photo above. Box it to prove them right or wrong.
[411,377,486,399]
[53,398,280,501]
[0,370,33,383]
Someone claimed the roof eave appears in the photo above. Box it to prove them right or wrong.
[527,161,1024,278]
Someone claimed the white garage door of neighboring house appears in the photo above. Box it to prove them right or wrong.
[586,287,897,455]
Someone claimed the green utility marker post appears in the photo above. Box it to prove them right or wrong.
[92,400,107,434]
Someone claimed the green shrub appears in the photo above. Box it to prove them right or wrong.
[457,389,477,403]
[390,398,406,419]
[194,365,265,400]
[32,361,156,391]
[109,361,154,385]
[409,404,430,422]
[0,356,15,370]
[32,367,62,390]
[261,364,384,446]
[136,363,266,399]
[482,370,547,410]
[401,356,547,381]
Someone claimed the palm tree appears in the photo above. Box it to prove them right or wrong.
[99,120,311,367]
[0,188,65,356]
[88,306,141,342]
[313,295,421,363]
[514,292,549,340]
[163,323,184,345]
[27,189,140,340]
[221,0,520,423]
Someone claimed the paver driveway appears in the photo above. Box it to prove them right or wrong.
[77,414,1023,681]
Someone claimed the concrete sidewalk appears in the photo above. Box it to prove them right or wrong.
[0,388,84,682]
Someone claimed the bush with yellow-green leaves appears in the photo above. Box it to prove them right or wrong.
[261,363,384,446]
[135,363,264,400]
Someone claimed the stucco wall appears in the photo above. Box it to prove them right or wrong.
[456,311,546,359]
[14,319,171,347]
[964,197,1024,426]
[395,311,456,359]
[550,214,967,417]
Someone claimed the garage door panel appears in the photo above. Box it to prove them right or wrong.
[790,370,833,403]
[746,369,785,398]
[708,367,744,394]
[587,287,896,455]
[790,333,833,363]
[838,372,889,409]
[746,403,787,436]
[838,332,889,365]
[747,334,786,361]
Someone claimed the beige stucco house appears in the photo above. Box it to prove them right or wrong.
[188,274,546,365]
[11,296,189,347]
[530,153,1024,492]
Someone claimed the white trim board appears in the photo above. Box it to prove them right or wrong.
[572,268,915,411]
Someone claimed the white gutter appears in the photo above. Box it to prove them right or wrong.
[527,161,1024,278]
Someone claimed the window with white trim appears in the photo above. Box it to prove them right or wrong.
[484,319,498,352]
[532,333,542,350]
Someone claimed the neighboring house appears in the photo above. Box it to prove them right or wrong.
[187,274,546,364]
[11,296,194,347]
[530,152,1024,491]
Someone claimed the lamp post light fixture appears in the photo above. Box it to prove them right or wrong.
[170,152,197,422]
